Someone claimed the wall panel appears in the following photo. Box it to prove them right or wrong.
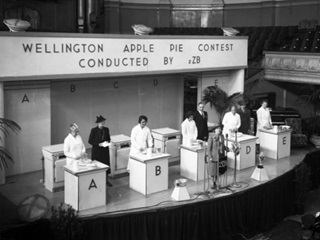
[275,3,320,26]
[224,7,264,27]
[198,69,245,125]
[51,75,184,148]
[4,83,50,176]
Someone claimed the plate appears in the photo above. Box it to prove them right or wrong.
[86,163,97,168]
[230,132,242,138]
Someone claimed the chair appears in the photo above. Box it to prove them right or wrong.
[299,19,309,30]
[284,118,308,147]
[309,19,318,30]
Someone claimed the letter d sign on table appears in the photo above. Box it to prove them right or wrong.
[155,166,161,176]
[246,146,251,154]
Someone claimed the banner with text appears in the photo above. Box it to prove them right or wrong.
[0,34,248,80]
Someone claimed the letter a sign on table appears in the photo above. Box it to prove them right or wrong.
[88,179,97,190]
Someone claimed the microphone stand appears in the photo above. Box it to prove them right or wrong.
[194,139,210,198]
[229,130,242,188]
[215,133,234,194]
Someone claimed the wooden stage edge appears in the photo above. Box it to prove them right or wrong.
[0,147,315,220]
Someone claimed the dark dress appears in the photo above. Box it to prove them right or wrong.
[193,110,209,141]
[207,133,226,177]
[88,126,111,174]
[237,108,251,134]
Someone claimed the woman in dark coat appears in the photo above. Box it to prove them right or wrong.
[207,125,226,190]
[237,100,251,134]
[88,115,112,186]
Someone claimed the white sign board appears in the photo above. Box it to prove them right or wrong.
[0,33,248,80]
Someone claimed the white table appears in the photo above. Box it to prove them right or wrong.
[259,128,292,159]
[226,134,258,170]
[180,144,206,181]
[42,144,66,192]
[129,153,170,195]
[109,134,131,178]
[152,127,181,164]
[64,161,109,211]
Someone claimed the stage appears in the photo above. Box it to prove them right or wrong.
[1,146,320,240]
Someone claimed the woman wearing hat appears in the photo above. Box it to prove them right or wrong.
[207,124,226,190]
[89,115,112,187]
[64,123,86,166]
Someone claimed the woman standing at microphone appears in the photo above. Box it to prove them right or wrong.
[207,125,226,190]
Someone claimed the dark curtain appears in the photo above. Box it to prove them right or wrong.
[1,165,300,240]
[84,170,296,240]
[303,149,320,189]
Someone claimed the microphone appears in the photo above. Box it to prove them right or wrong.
[235,129,238,142]
[225,133,229,154]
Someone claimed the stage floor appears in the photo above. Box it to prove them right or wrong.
[0,147,315,223]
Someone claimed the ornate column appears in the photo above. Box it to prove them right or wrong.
[104,0,121,33]
[0,81,5,185]
[158,0,171,27]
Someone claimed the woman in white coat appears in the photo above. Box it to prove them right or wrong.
[63,123,86,166]
[256,99,273,143]
[181,111,198,146]
[127,115,153,171]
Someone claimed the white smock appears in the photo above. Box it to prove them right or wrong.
[256,106,272,144]
[181,118,198,146]
[222,112,241,137]
[63,133,86,165]
[127,124,153,170]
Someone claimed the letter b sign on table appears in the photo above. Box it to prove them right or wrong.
[155,166,161,176]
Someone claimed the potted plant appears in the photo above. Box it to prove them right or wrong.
[50,203,86,240]
[202,85,243,125]
[0,117,21,185]
[298,84,320,147]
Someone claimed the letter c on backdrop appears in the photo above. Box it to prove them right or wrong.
[114,81,119,89]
